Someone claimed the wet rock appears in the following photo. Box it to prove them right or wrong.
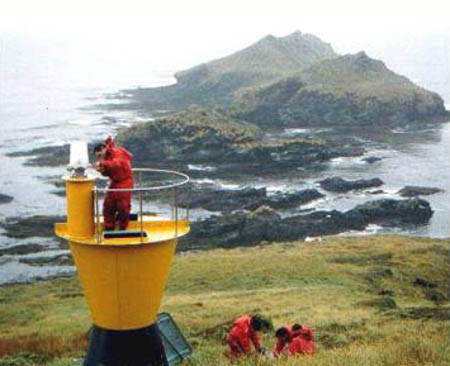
[178,186,324,212]
[265,189,325,209]
[368,190,385,195]
[0,260,75,286]
[361,156,382,164]
[398,186,443,197]
[318,177,384,192]
[0,215,66,239]
[0,194,14,204]
[179,198,433,251]
[179,186,267,213]
[345,198,433,225]
[0,243,44,256]
[7,144,70,167]
[179,208,364,251]
[18,250,73,266]
[249,205,281,221]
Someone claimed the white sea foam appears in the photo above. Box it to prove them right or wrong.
[188,164,217,172]
[117,122,132,128]
[329,156,364,166]
[194,178,216,185]
[392,127,408,134]
[283,128,311,135]
[338,224,384,237]
[68,118,93,126]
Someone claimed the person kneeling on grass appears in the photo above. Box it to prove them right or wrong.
[288,324,316,356]
[273,323,302,357]
[226,315,266,361]
[273,323,315,357]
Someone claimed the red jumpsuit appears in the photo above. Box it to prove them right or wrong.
[99,142,133,230]
[287,327,315,356]
[226,316,261,359]
[273,324,303,357]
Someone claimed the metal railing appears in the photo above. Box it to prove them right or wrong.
[93,168,190,243]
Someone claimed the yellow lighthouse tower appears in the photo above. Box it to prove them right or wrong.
[54,142,190,365]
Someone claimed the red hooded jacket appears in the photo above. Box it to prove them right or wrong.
[227,315,260,354]
[287,327,315,355]
[100,138,133,188]
[273,324,303,357]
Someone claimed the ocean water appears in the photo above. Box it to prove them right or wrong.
[0,37,449,260]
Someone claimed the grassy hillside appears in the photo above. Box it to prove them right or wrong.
[115,107,334,170]
[175,32,336,87]
[118,32,336,111]
[1,236,449,365]
[234,52,447,127]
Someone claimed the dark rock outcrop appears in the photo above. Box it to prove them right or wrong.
[179,186,267,212]
[179,198,433,251]
[18,250,74,266]
[0,194,14,204]
[346,198,433,224]
[398,186,443,197]
[0,216,65,239]
[361,156,382,164]
[0,243,45,256]
[265,189,325,210]
[318,177,384,192]
[178,186,324,212]
[7,145,70,167]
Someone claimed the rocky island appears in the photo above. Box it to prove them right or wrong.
[104,31,447,129]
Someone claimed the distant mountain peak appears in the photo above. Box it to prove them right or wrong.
[174,30,337,99]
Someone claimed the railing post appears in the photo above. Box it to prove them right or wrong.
[139,189,144,243]
[186,183,191,222]
[94,187,101,244]
[174,187,178,239]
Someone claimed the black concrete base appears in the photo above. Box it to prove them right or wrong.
[84,324,168,366]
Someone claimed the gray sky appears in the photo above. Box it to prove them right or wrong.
[0,2,449,100]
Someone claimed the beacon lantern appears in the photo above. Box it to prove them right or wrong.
[55,141,191,365]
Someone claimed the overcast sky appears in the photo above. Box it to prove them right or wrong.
[0,1,449,99]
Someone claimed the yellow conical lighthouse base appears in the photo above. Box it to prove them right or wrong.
[70,238,177,330]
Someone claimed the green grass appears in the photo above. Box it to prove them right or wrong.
[1,236,449,365]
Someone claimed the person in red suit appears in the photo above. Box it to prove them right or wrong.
[226,315,265,361]
[273,323,303,357]
[287,325,316,356]
[94,137,133,231]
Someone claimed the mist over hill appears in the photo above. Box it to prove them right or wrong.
[109,31,447,128]
[117,31,337,111]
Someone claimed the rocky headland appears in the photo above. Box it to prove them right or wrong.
[233,52,448,128]
[115,107,365,175]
